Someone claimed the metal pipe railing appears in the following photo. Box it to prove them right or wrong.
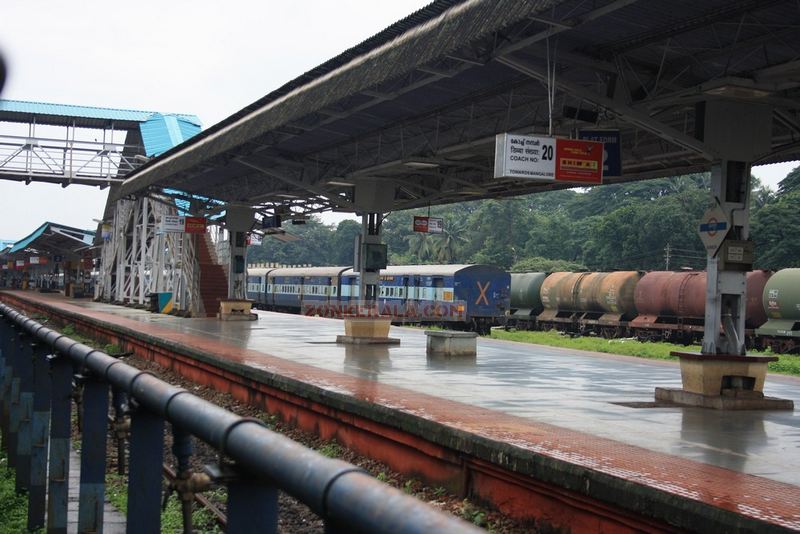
[0,302,482,533]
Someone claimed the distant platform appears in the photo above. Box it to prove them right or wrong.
[3,290,799,531]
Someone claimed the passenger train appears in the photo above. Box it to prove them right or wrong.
[246,264,510,333]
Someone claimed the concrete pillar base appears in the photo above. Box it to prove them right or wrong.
[218,299,257,321]
[655,388,793,410]
[654,352,793,410]
[336,335,400,345]
[425,331,478,357]
[343,316,392,337]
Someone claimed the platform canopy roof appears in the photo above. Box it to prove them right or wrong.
[3,222,94,259]
[113,0,800,216]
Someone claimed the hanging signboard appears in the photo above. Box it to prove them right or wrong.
[53,255,63,263]
[555,139,604,183]
[101,224,112,241]
[428,217,444,234]
[16,260,25,267]
[160,215,186,233]
[247,233,263,246]
[413,216,430,232]
[159,215,207,234]
[184,217,207,234]
[413,216,444,233]
[579,129,621,177]
[29,256,40,265]
[495,133,603,183]
[494,134,556,181]
[1,264,7,270]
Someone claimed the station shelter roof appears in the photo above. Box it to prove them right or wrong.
[3,222,95,261]
[111,0,800,218]
[0,99,200,132]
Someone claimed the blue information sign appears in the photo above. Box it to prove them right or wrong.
[579,129,621,177]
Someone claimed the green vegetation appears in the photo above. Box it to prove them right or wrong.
[106,472,223,533]
[491,329,687,360]
[317,441,343,458]
[768,356,800,376]
[0,453,34,534]
[247,168,800,272]
[102,343,124,356]
[490,329,800,376]
[459,499,487,528]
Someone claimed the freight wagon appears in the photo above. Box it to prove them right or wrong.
[508,269,798,351]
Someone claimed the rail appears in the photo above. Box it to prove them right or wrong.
[0,303,480,533]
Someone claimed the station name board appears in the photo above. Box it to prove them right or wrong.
[494,133,604,184]
[159,215,207,234]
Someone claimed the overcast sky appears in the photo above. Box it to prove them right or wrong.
[0,0,796,241]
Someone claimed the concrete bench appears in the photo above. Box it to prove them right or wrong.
[425,330,477,357]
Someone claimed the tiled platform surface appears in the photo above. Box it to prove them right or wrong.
[5,291,800,530]
[68,448,126,533]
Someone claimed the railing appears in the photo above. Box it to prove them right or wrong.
[0,134,146,182]
[0,303,480,533]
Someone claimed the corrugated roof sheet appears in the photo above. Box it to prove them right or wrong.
[0,99,201,128]
[9,222,94,254]
[140,114,202,157]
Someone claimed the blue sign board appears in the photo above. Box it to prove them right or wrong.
[579,129,621,177]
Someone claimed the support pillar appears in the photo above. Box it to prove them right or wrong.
[657,99,792,410]
[224,205,255,300]
[357,212,386,308]
[702,161,750,356]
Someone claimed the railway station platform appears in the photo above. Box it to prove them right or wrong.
[2,290,798,532]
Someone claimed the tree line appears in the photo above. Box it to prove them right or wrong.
[247,167,800,272]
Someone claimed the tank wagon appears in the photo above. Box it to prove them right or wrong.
[508,273,547,328]
[246,264,510,333]
[509,269,780,348]
[536,271,642,337]
[756,268,800,353]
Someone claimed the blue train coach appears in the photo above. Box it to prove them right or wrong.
[265,266,347,312]
[341,264,510,333]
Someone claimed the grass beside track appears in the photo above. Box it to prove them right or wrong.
[489,329,800,377]
[0,451,36,534]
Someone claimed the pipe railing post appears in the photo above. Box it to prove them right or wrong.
[112,387,130,475]
[127,404,164,533]
[228,470,278,533]
[47,351,74,534]
[204,462,278,534]
[15,328,34,493]
[6,323,21,467]
[77,370,110,533]
[28,341,51,530]
[170,424,195,534]
[0,319,13,452]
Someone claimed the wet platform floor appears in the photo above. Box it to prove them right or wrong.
[7,292,800,528]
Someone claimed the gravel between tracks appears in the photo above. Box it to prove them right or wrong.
[99,353,539,533]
